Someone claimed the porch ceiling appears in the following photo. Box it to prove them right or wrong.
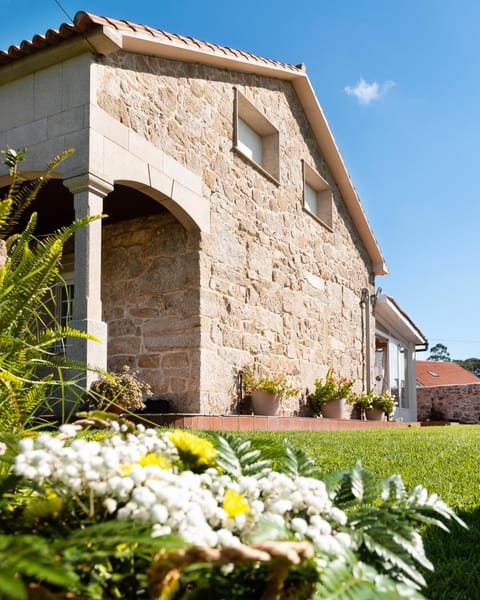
[0,179,168,235]
[1,181,168,237]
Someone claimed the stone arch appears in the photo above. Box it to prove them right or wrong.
[89,108,211,234]
[114,179,206,233]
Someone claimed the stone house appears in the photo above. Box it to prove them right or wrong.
[416,361,480,423]
[0,11,403,416]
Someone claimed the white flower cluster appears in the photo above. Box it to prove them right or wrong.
[15,424,350,554]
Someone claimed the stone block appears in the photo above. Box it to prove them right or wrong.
[148,165,174,198]
[7,118,47,148]
[108,336,141,356]
[138,354,161,369]
[143,330,200,352]
[62,55,91,109]
[102,136,150,184]
[108,319,137,338]
[90,104,129,149]
[168,377,188,392]
[162,352,190,369]
[164,153,203,196]
[34,65,63,118]
[48,106,85,138]
[0,76,34,131]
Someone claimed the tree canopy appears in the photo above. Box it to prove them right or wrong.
[427,343,451,362]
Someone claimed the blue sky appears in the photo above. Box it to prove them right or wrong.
[2,1,479,359]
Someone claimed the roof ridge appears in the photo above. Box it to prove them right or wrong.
[0,10,301,74]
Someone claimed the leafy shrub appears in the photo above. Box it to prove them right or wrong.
[355,390,396,415]
[242,366,300,398]
[308,368,355,415]
[86,365,152,412]
[0,148,97,432]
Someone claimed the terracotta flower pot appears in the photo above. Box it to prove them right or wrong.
[320,398,346,419]
[365,408,384,421]
[251,391,282,416]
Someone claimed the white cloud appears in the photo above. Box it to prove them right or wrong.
[344,78,395,105]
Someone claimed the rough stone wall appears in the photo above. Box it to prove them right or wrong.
[96,52,374,414]
[101,213,201,412]
[417,384,480,423]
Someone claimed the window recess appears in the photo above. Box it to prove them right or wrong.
[302,160,333,230]
[233,89,280,183]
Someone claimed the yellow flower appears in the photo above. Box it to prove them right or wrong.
[115,543,138,554]
[167,430,217,469]
[138,453,171,469]
[122,452,171,475]
[23,490,63,519]
[222,488,250,518]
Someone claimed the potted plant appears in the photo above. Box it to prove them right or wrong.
[307,368,355,419]
[85,365,153,414]
[243,367,300,416]
[356,390,396,421]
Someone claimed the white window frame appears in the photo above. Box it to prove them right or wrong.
[233,89,280,183]
[302,160,333,230]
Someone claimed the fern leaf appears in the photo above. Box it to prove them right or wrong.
[0,572,26,600]
[274,438,321,478]
[0,534,78,592]
[211,433,271,478]
[61,521,188,554]
[1,148,75,237]
[331,462,378,507]
[317,556,426,599]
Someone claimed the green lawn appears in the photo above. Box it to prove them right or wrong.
[232,425,480,599]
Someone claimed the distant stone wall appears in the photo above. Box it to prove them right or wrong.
[95,52,375,414]
[417,384,480,423]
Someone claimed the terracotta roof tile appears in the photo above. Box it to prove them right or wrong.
[0,10,301,75]
[416,361,480,387]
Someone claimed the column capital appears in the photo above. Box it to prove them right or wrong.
[64,172,114,197]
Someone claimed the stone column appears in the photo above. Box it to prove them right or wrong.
[64,173,113,390]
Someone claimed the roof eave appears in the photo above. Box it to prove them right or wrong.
[0,28,120,86]
[291,77,388,276]
[375,295,427,345]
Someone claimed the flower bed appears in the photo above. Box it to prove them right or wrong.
[1,418,465,599]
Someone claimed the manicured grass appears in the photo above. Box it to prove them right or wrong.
[233,425,480,599]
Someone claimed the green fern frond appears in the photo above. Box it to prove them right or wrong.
[316,555,426,599]
[0,148,99,433]
[335,467,467,591]
[211,433,271,478]
[275,438,321,478]
[328,461,378,507]
[1,148,75,238]
[58,522,188,560]
[0,533,79,600]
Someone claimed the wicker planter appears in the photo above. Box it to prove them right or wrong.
[320,398,346,419]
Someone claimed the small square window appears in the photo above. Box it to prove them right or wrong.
[302,160,333,229]
[234,89,280,182]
